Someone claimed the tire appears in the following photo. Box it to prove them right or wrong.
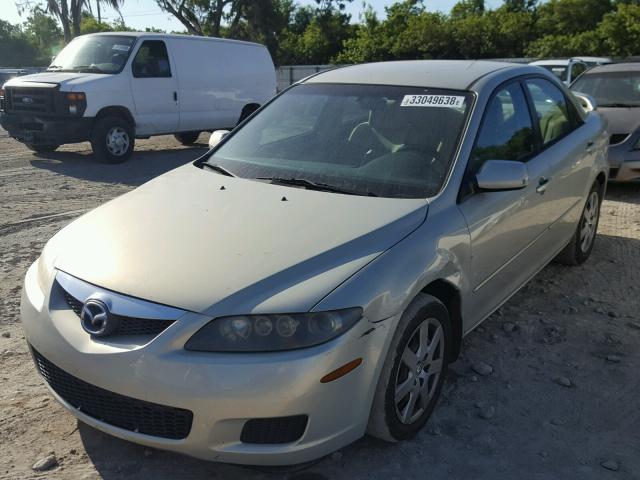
[90,115,134,164]
[554,181,603,265]
[367,293,452,442]
[236,103,260,126]
[174,131,200,145]
[25,144,59,153]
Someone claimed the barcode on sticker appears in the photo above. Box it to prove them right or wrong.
[401,95,465,108]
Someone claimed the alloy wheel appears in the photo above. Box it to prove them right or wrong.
[394,317,445,425]
[580,191,599,253]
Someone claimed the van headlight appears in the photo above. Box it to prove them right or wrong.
[185,308,362,352]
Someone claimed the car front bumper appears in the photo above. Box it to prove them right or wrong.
[20,262,396,465]
[608,134,640,182]
[0,112,92,145]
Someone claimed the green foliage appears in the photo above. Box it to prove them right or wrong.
[5,0,640,67]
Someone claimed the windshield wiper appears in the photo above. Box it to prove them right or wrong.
[202,162,235,177]
[73,65,105,73]
[47,65,63,70]
[256,176,378,196]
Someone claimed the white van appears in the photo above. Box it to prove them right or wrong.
[0,33,276,163]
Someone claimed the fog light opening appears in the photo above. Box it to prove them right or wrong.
[320,358,363,383]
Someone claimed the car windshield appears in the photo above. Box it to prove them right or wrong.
[48,35,136,74]
[206,84,472,198]
[572,71,640,107]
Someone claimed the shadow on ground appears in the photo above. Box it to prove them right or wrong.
[29,143,209,187]
[605,182,640,204]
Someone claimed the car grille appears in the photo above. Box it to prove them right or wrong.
[5,87,56,114]
[610,133,629,145]
[240,415,308,444]
[58,282,175,337]
[31,346,193,440]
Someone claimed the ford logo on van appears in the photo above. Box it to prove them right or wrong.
[21,97,34,105]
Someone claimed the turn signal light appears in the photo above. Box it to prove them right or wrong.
[320,358,363,383]
[65,92,85,101]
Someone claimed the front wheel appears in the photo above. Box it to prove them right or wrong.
[554,181,602,265]
[367,293,451,442]
[25,144,59,153]
[90,116,134,164]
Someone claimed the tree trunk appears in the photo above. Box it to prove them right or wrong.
[60,0,72,43]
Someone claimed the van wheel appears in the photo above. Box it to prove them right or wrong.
[90,116,134,164]
[236,103,260,125]
[554,181,602,265]
[25,144,59,153]
[174,131,200,145]
[367,293,451,442]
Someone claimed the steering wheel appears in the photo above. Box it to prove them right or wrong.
[396,144,447,179]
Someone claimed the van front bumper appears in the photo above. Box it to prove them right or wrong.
[0,112,92,145]
[20,262,395,466]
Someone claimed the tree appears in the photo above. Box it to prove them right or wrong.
[43,0,124,42]
[598,2,640,56]
[22,6,63,63]
[0,20,41,66]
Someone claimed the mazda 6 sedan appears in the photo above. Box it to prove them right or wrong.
[21,60,608,466]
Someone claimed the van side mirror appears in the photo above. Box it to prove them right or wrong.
[572,92,597,112]
[475,160,529,192]
[208,130,230,149]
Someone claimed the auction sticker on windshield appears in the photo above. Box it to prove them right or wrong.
[401,95,465,108]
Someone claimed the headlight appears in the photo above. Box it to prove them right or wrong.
[185,308,363,352]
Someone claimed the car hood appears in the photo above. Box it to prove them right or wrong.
[47,164,428,315]
[5,72,112,90]
[597,107,640,135]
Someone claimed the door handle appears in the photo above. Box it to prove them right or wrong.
[536,177,550,194]
[173,91,178,102]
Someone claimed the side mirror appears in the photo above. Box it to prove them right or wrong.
[476,160,529,192]
[572,91,597,112]
[208,129,230,149]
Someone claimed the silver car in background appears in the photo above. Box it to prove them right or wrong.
[572,62,640,182]
[21,60,608,465]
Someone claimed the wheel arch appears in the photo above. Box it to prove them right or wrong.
[420,279,463,361]
[93,106,135,130]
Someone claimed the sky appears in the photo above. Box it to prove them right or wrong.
[0,0,504,32]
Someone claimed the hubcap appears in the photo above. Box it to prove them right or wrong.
[579,191,599,253]
[105,127,129,156]
[394,317,445,425]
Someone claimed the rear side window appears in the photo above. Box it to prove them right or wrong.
[132,40,171,78]
[525,78,574,146]
[470,81,536,174]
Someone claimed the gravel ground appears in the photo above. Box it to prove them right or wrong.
[1,129,639,480]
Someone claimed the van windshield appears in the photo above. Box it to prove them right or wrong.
[48,35,136,74]
[206,83,472,199]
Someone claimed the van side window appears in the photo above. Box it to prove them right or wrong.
[525,78,574,146]
[469,81,536,175]
[132,41,171,78]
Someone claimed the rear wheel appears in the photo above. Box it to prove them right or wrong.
[90,115,134,164]
[174,131,200,145]
[554,181,602,265]
[367,294,451,442]
[25,144,59,153]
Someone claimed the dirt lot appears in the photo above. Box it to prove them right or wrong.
[1,129,639,480]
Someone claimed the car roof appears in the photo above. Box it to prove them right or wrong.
[303,60,522,90]
[81,32,263,48]
[583,62,640,74]
[531,59,571,67]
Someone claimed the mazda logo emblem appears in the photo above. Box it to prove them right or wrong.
[21,96,34,105]
[80,298,119,337]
